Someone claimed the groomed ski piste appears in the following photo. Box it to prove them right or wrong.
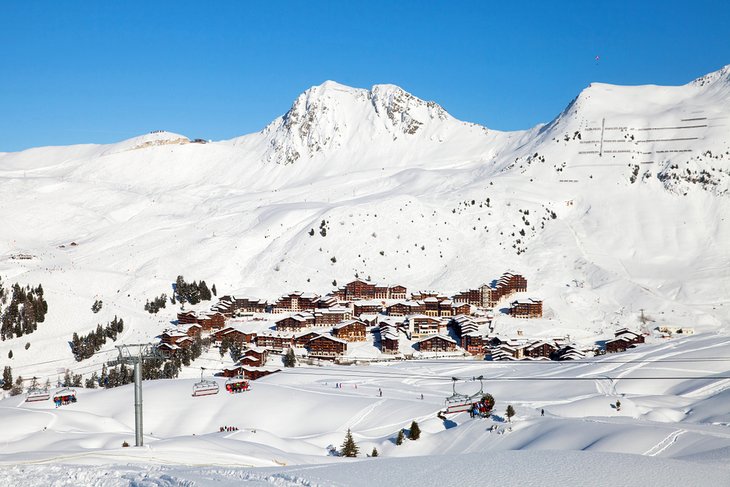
[1,334,729,486]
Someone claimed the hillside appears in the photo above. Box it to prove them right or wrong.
[1,335,729,485]
[0,65,729,384]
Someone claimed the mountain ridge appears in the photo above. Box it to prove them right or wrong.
[0,65,728,381]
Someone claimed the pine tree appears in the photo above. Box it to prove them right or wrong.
[506,405,516,422]
[371,447,379,457]
[340,429,359,457]
[199,281,212,301]
[395,429,405,445]
[11,375,23,395]
[2,366,12,391]
[8,350,12,359]
[408,421,421,440]
[211,284,217,296]
[284,348,296,367]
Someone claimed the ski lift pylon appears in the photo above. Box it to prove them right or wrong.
[192,368,219,397]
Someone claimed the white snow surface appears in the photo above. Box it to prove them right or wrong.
[1,66,730,485]
[1,336,730,485]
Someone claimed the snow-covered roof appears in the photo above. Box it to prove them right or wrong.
[415,334,457,344]
[333,319,365,330]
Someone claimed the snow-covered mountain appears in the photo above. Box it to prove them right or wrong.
[1,66,729,381]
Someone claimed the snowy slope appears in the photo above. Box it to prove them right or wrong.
[0,66,729,389]
[0,336,729,485]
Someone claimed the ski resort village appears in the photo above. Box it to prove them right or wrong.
[160,271,660,384]
[0,57,729,485]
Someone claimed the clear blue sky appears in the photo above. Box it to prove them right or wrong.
[1,0,727,152]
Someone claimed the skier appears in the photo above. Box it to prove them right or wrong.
[378,388,382,397]
[541,409,544,416]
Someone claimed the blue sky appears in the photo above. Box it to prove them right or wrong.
[1,1,727,152]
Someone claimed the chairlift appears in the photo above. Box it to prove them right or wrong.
[53,388,77,407]
[443,376,487,414]
[26,386,51,403]
[192,368,219,397]
[225,374,250,394]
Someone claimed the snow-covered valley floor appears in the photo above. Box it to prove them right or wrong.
[1,334,728,486]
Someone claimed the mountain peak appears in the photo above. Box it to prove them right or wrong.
[256,81,465,165]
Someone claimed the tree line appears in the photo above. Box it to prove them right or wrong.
[174,276,215,305]
[70,316,125,361]
[0,278,49,340]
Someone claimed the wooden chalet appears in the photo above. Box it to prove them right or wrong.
[353,302,383,316]
[199,312,226,330]
[222,365,245,378]
[160,330,187,345]
[272,292,320,313]
[180,323,202,337]
[615,328,645,345]
[380,329,399,354]
[452,302,472,316]
[341,279,407,301]
[316,295,339,309]
[605,337,634,353]
[332,320,367,342]
[214,296,267,315]
[158,342,181,355]
[453,288,482,307]
[524,340,557,359]
[275,313,315,331]
[307,334,348,358]
[293,331,320,348]
[255,333,293,351]
[509,299,543,318]
[387,301,423,317]
[461,333,485,355]
[242,366,281,381]
[410,290,439,301]
[343,279,376,300]
[410,315,443,337]
[389,285,407,300]
[314,307,352,326]
[416,334,458,352]
[240,347,269,366]
[177,310,199,325]
[221,329,257,345]
[489,272,528,306]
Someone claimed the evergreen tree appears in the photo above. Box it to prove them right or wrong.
[339,429,359,457]
[8,350,12,359]
[506,405,516,422]
[284,348,296,367]
[395,429,405,445]
[408,421,421,440]
[615,400,622,411]
[2,366,12,391]
[85,372,98,389]
[371,447,379,457]
[63,370,72,387]
[211,284,217,296]
[199,281,212,301]
[11,375,23,395]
